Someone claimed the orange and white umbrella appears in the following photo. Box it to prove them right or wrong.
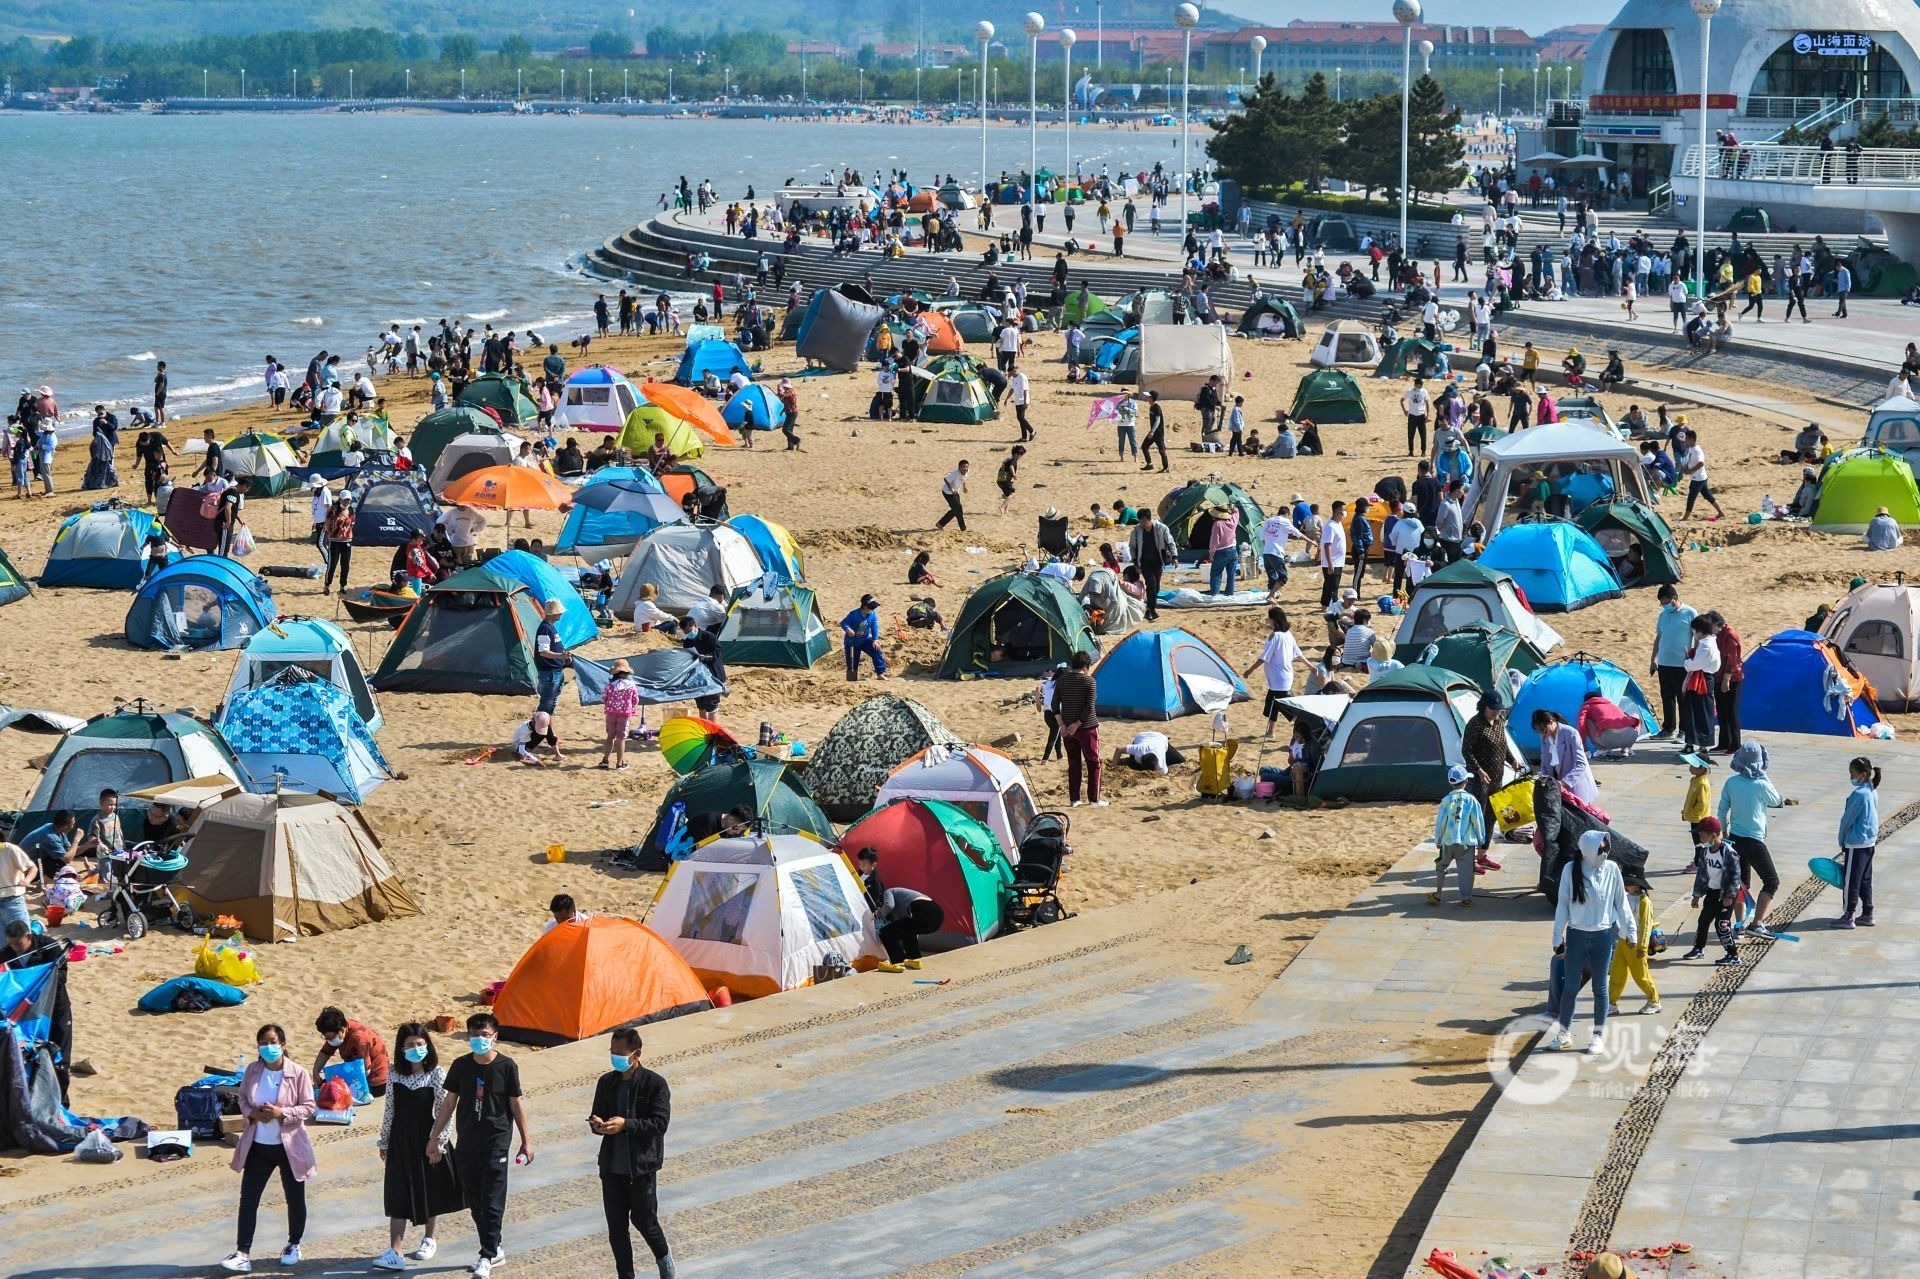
[437,465,573,511]
[640,383,738,447]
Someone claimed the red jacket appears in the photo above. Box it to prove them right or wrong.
[1715,626,1744,681]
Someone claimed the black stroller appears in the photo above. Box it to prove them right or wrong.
[94,842,196,940]
[1005,812,1074,929]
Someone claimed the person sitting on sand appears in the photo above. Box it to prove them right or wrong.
[1865,506,1904,551]
[907,551,938,587]
[1786,467,1821,519]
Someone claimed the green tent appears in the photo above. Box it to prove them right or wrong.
[1235,294,1302,339]
[1160,481,1265,557]
[0,543,29,606]
[1412,621,1547,706]
[457,373,540,427]
[839,797,1015,946]
[369,564,544,694]
[1813,449,1920,534]
[917,354,998,424]
[1374,337,1444,379]
[409,406,503,475]
[1290,368,1368,424]
[1312,666,1492,803]
[220,431,301,495]
[1575,499,1684,586]
[938,572,1100,678]
[639,758,834,866]
[1062,288,1115,327]
[719,583,831,668]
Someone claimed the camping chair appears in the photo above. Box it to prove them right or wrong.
[1037,514,1085,563]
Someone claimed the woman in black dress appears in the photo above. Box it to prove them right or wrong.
[372,1023,462,1271]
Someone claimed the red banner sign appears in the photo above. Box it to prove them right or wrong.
[1589,93,1740,111]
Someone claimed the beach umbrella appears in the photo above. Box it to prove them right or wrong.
[1559,155,1611,169]
[1518,151,1567,166]
[639,383,738,447]
[657,715,738,775]
[437,465,572,511]
[570,477,687,527]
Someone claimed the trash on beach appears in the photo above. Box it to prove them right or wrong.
[1226,945,1254,965]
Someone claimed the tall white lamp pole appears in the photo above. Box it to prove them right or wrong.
[1175,3,1199,235]
[1251,34,1266,89]
[1394,0,1423,254]
[1692,0,1720,298]
[1025,12,1045,220]
[1061,28,1077,184]
[978,21,996,195]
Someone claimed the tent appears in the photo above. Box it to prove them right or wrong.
[478,549,598,648]
[941,304,1002,344]
[807,695,967,821]
[1739,630,1885,737]
[20,706,246,833]
[1820,580,1920,710]
[639,758,835,868]
[218,670,391,804]
[615,405,706,461]
[345,469,439,546]
[654,462,726,520]
[1312,667,1526,802]
[651,834,886,998]
[1061,288,1114,327]
[1465,420,1650,536]
[1077,564,1145,634]
[917,355,998,424]
[1477,522,1623,612]
[1235,294,1302,339]
[1137,324,1234,401]
[124,555,276,651]
[370,564,544,695]
[220,432,300,495]
[492,917,712,1045]
[1862,394,1920,470]
[1090,328,1141,382]
[1308,320,1381,368]
[427,431,517,493]
[1373,338,1445,380]
[224,618,380,731]
[796,290,886,372]
[1160,481,1264,558]
[572,647,727,708]
[0,544,28,607]
[609,524,764,619]
[1574,499,1683,586]
[639,383,737,448]
[408,406,501,475]
[915,311,964,353]
[727,514,804,584]
[719,581,830,668]
[557,468,685,558]
[875,745,1038,860]
[554,366,643,434]
[720,383,786,433]
[1411,621,1548,707]
[840,798,1015,948]
[306,416,396,470]
[1812,449,1920,533]
[1510,653,1661,759]
[40,507,174,589]
[1394,558,1563,660]
[1289,368,1368,424]
[1092,627,1250,720]
[176,792,418,942]
[938,572,1100,679]
[457,372,539,426]
[674,339,753,387]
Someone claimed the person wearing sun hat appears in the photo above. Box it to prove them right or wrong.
[532,598,573,764]
[598,660,639,771]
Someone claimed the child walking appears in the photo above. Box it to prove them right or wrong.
[1834,755,1881,929]
[1428,765,1486,906]
[1679,751,1714,872]
[599,660,640,771]
[1684,817,1742,966]
[1608,870,1661,1015]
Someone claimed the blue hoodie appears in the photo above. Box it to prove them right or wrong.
[1840,779,1879,849]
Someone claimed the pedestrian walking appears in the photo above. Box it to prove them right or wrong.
[1709,611,1744,753]
[1009,363,1033,441]
[1682,818,1742,964]
[1718,743,1783,937]
[371,1024,462,1272]
[1053,650,1105,807]
[1429,765,1486,906]
[1139,391,1168,471]
[1607,870,1661,1015]
[221,1025,316,1273]
[1401,377,1430,457]
[592,1030,676,1279]
[322,498,356,594]
[1319,499,1348,608]
[428,1014,534,1279]
[1833,262,1852,317]
[1243,607,1306,737]
[532,599,572,764]
[1680,615,1721,754]
[935,460,970,531]
[1547,831,1637,1052]
[1648,584,1696,736]
[1833,757,1881,928]
[996,445,1025,514]
[1129,510,1175,621]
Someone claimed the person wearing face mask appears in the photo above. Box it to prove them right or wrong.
[372,1022,462,1272]
[1546,830,1637,1055]
[222,1024,318,1273]
[428,1013,533,1279]
[312,1004,391,1100]
[591,1029,677,1279]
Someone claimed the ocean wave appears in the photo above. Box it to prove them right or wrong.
[125,351,157,362]
[466,308,510,321]
[534,313,584,331]
[172,375,260,399]
[292,316,326,326]
[390,317,428,327]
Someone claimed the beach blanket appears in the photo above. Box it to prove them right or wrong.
[1156,588,1272,608]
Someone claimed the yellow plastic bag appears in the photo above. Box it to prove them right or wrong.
[1493,777,1536,834]
[193,934,261,987]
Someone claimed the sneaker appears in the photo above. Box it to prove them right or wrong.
[1745,922,1775,941]
[876,961,905,973]
[1715,952,1742,966]
[1858,914,1876,927]
[1544,1033,1573,1051]
[1586,1032,1605,1054]
[1608,1003,1621,1017]
[1091,799,1109,807]
[1833,916,1856,930]
[1426,891,1443,905]
[221,1255,252,1274]
[488,1251,506,1267]
[1070,800,1086,808]
[471,1259,492,1279]
[1643,1002,1662,1015]
[1457,898,1473,908]
[374,1250,408,1272]
[1680,947,1705,960]
[280,1246,301,1266]
[410,1240,438,1263]
[903,958,923,970]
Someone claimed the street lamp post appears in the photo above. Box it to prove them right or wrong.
[560,67,565,102]
[241,67,247,99]
[516,67,521,99]
[1691,0,1721,298]
[1336,67,1343,101]
[460,67,466,99]
[203,68,208,98]
[291,68,296,99]
[1176,3,1199,235]
[1061,28,1076,183]
[1096,0,1104,70]
[978,21,996,194]
[406,67,412,97]
[1498,68,1504,118]
[588,67,593,102]
[1533,55,1540,115]
[1250,34,1266,90]
[1419,38,1434,77]
[1025,13,1045,221]
[1393,0,1422,256]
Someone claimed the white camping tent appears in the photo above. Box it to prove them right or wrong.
[553,367,643,434]
[1821,579,1920,710]
[428,431,519,492]
[609,524,764,619]
[1309,321,1381,369]
[874,744,1038,861]
[1136,324,1234,401]
[1393,561,1564,658]
[1465,421,1650,536]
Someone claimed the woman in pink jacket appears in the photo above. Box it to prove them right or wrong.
[222,1024,318,1274]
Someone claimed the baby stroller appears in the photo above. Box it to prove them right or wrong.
[94,842,195,940]
[1005,812,1074,929]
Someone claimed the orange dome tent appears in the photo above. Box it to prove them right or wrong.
[492,915,713,1045]
[640,383,737,447]
[919,311,964,354]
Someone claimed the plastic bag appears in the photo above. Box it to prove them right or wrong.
[322,1058,373,1106]
[230,524,256,557]
[316,1076,353,1112]
[193,934,261,987]
[75,1128,122,1163]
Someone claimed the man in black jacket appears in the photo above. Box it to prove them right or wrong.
[591,1029,675,1279]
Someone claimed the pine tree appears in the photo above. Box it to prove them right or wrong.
[1205,73,1295,194]
[1338,95,1402,200]
[1404,75,1467,207]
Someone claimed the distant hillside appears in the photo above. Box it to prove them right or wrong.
[0,0,1250,47]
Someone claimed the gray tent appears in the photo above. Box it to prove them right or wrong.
[796,291,886,373]
[807,694,966,821]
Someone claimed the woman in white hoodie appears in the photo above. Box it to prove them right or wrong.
[1680,614,1722,754]
[1548,830,1637,1054]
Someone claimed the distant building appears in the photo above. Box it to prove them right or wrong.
[1206,23,1541,76]
[1535,24,1606,63]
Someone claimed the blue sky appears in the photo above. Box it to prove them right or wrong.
[1220,0,1611,28]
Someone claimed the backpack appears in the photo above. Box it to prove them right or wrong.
[199,490,222,520]
[174,1086,227,1139]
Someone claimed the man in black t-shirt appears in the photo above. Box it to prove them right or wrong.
[429,1013,533,1278]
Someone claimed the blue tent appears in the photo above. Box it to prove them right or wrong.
[556,468,683,558]
[721,383,786,431]
[1091,327,1141,376]
[1740,630,1884,737]
[41,507,175,589]
[573,648,728,707]
[480,550,598,648]
[791,289,828,346]
[1091,626,1250,720]
[728,514,804,584]
[218,670,391,804]
[1510,653,1660,760]
[1477,522,1623,613]
[674,339,752,387]
[124,556,275,651]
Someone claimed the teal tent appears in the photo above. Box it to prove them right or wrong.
[938,572,1099,678]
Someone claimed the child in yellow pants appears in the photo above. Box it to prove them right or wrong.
[1608,872,1661,1015]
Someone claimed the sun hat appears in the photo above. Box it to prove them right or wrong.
[543,599,566,617]
[609,659,632,677]
[1042,506,1061,519]
[1679,752,1714,769]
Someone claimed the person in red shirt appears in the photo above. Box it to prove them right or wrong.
[1709,611,1743,754]
[312,1006,392,1098]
